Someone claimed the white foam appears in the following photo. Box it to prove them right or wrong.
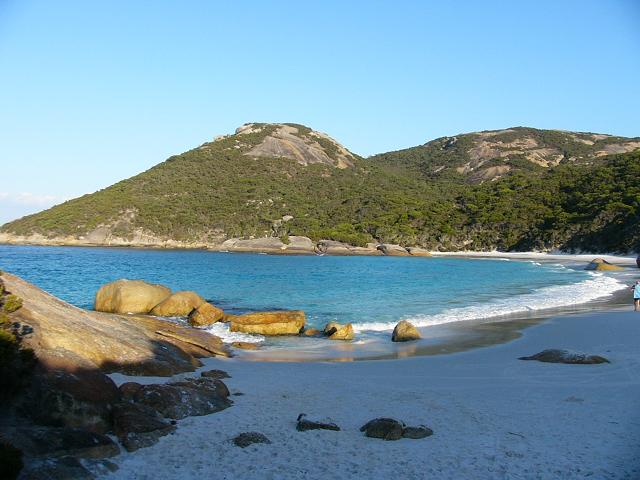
[204,322,265,343]
[355,273,627,332]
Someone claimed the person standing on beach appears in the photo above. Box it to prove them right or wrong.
[633,280,640,311]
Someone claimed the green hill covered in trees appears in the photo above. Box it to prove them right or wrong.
[1,123,639,253]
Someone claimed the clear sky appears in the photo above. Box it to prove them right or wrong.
[1,0,639,223]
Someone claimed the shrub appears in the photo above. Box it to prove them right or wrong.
[0,329,36,401]
[2,295,22,314]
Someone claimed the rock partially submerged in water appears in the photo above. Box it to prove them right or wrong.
[230,310,305,335]
[150,291,205,317]
[95,279,171,314]
[296,414,340,432]
[391,320,421,342]
[188,302,224,326]
[324,321,354,340]
[518,349,610,364]
[231,341,259,350]
[360,418,434,441]
[301,327,322,337]
[585,258,624,271]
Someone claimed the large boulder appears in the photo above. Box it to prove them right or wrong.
[22,358,121,434]
[6,426,119,459]
[230,311,305,335]
[406,247,432,257]
[150,291,205,317]
[3,272,229,379]
[95,279,171,314]
[324,322,354,340]
[188,302,224,326]
[131,377,231,420]
[112,402,176,452]
[377,244,410,256]
[392,321,421,342]
[360,418,404,440]
[585,258,624,271]
[360,418,433,441]
[518,349,610,364]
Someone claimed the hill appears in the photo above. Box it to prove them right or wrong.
[1,124,639,253]
[371,127,640,183]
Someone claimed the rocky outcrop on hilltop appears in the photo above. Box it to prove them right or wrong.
[372,126,640,183]
[239,123,357,169]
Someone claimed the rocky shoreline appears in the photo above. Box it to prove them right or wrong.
[0,233,432,257]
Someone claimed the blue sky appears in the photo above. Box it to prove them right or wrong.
[1,0,639,223]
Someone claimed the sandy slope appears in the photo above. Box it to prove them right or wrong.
[105,311,640,480]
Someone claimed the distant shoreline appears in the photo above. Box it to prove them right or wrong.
[0,235,637,265]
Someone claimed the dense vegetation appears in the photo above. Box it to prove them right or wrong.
[2,125,639,253]
[0,277,35,402]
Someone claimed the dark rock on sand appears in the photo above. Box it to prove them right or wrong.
[518,349,610,364]
[200,369,230,379]
[22,362,120,434]
[233,432,271,448]
[360,418,405,441]
[402,425,434,439]
[112,402,176,452]
[391,320,421,342]
[132,377,231,420]
[296,413,340,432]
[360,418,433,440]
[7,426,119,459]
[20,456,95,480]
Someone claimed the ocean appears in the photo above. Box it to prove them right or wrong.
[0,245,629,359]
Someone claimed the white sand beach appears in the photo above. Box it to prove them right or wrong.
[106,310,640,480]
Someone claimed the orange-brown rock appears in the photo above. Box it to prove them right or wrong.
[188,302,224,326]
[150,291,205,317]
[301,328,322,337]
[585,258,624,271]
[391,320,421,342]
[94,279,171,314]
[324,322,354,340]
[231,341,259,350]
[230,310,305,335]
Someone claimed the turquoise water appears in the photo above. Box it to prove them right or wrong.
[0,245,625,345]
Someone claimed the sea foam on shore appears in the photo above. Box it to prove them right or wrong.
[356,272,626,331]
